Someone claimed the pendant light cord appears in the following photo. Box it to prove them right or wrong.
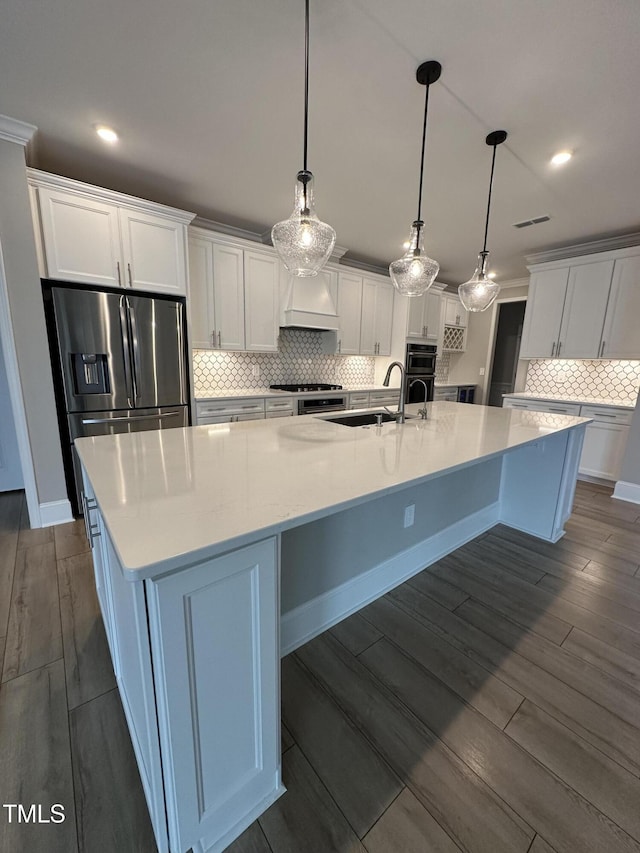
[482,143,498,254]
[416,80,432,225]
[303,0,310,174]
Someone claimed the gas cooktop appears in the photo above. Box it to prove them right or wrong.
[269,383,343,393]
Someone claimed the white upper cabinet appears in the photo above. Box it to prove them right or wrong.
[600,254,640,358]
[519,268,569,359]
[522,248,640,360]
[213,244,245,351]
[188,230,279,353]
[558,260,613,358]
[360,276,393,356]
[443,295,467,328]
[29,169,194,295]
[407,289,441,341]
[120,209,188,294]
[243,250,279,352]
[336,271,394,356]
[336,272,363,355]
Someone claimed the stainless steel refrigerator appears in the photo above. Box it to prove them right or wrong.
[44,282,190,514]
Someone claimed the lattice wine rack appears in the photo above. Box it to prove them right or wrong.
[443,325,466,352]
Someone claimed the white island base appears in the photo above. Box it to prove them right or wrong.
[77,403,588,853]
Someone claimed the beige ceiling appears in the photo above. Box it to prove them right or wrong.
[2,0,639,283]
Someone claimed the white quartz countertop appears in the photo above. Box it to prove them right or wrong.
[76,402,589,578]
[504,392,636,410]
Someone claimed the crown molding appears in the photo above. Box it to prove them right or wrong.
[0,115,37,146]
[194,216,266,244]
[498,276,529,289]
[526,232,640,265]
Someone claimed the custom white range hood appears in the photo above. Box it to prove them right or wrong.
[280,272,340,331]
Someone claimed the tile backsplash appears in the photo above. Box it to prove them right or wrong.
[435,352,451,383]
[525,359,640,404]
[193,328,376,396]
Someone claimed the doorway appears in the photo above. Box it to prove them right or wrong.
[487,301,526,407]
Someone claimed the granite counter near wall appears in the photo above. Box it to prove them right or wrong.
[525,359,640,406]
[193,328,376,398]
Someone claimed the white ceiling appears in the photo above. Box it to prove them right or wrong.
[2,0,639,283]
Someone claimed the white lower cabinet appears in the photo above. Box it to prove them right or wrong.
[265,397,295,418]
[348,391,370,409]
[146,537,281,853]
[503,396,632,481]
[196,399,265,424]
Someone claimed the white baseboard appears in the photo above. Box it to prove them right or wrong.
[613,480,640,505]
[39,498,73,527]
[280,501,500,656]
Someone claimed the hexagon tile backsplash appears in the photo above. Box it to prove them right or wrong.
[193,328,376,397]
[525,359,640,404]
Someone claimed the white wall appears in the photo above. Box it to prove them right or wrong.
[0,138,68,511]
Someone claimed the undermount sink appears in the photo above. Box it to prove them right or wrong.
[321,411,398,427]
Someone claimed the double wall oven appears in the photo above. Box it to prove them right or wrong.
[404,343,437,404]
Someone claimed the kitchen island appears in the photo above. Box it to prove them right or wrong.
[76,402,589,853]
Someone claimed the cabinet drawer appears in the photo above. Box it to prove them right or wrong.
[349,392,370,409]
[503,399,580,415]
[579,405,633,425]
[265,397,295,414]
[369,390,400,406]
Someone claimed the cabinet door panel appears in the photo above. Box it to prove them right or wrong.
[213,244,245,350]
[601,255,640,358]
[359,278,378,354]
[187,236,216,348]
[147,538,280,853]
[424,291,442,339]
[373,280,394,356]
[406,293,426,337]
[121,210,187,295]
[580,423,629,480]
[38,188,122,286]
[244,251,279,352]
[519,268,568,358]
[558,261,613,358]
[337,272,363,354]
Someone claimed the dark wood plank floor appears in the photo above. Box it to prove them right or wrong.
[1,481,640,852]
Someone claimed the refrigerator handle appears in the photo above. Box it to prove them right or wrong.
[118,296,135,408]
[127,298,142,403]
[176,302,187,404]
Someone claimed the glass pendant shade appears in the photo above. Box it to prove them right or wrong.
[458,252,500,312]
[272,170,336,277]
[389,220,439,297]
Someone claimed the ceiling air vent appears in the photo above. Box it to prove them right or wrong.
[513,215,551,229]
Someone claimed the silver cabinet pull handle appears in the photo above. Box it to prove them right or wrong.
[551,342,556,357]
[599,340,606,357]
[338,339,341,353]
[82,495,101,545]
[211,330,216,346]
[595,413,619,419]
[557,341,562,356]
[218,331,221,348]
[127,262,133,287]
[116,260,122,286]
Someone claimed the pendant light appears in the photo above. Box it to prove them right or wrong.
[389,60,441,298]
[458,130,508,312]
[271,0,336,277]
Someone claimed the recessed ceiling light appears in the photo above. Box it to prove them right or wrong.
[487,272,496,279]
[402,241,410,250]
[550,150,572,166]
[95,125,118,143]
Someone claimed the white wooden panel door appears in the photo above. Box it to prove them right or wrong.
[38,188,122,286]
[580,422,629,480]
[147,538,281,853]
[424,291,442,339]
[406,293,426,337]
[120,209,187,295]
[213,244,245,350]
[187,235,216,348]
[519,268,569,358]
[558,260,613,358]
[0,337,23,492]
[244,251,279,352]
[337,272,363,354]
[373,280,394,356]
[600,255,640,358]
[359,278,378,354]
[443,295,466,327]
